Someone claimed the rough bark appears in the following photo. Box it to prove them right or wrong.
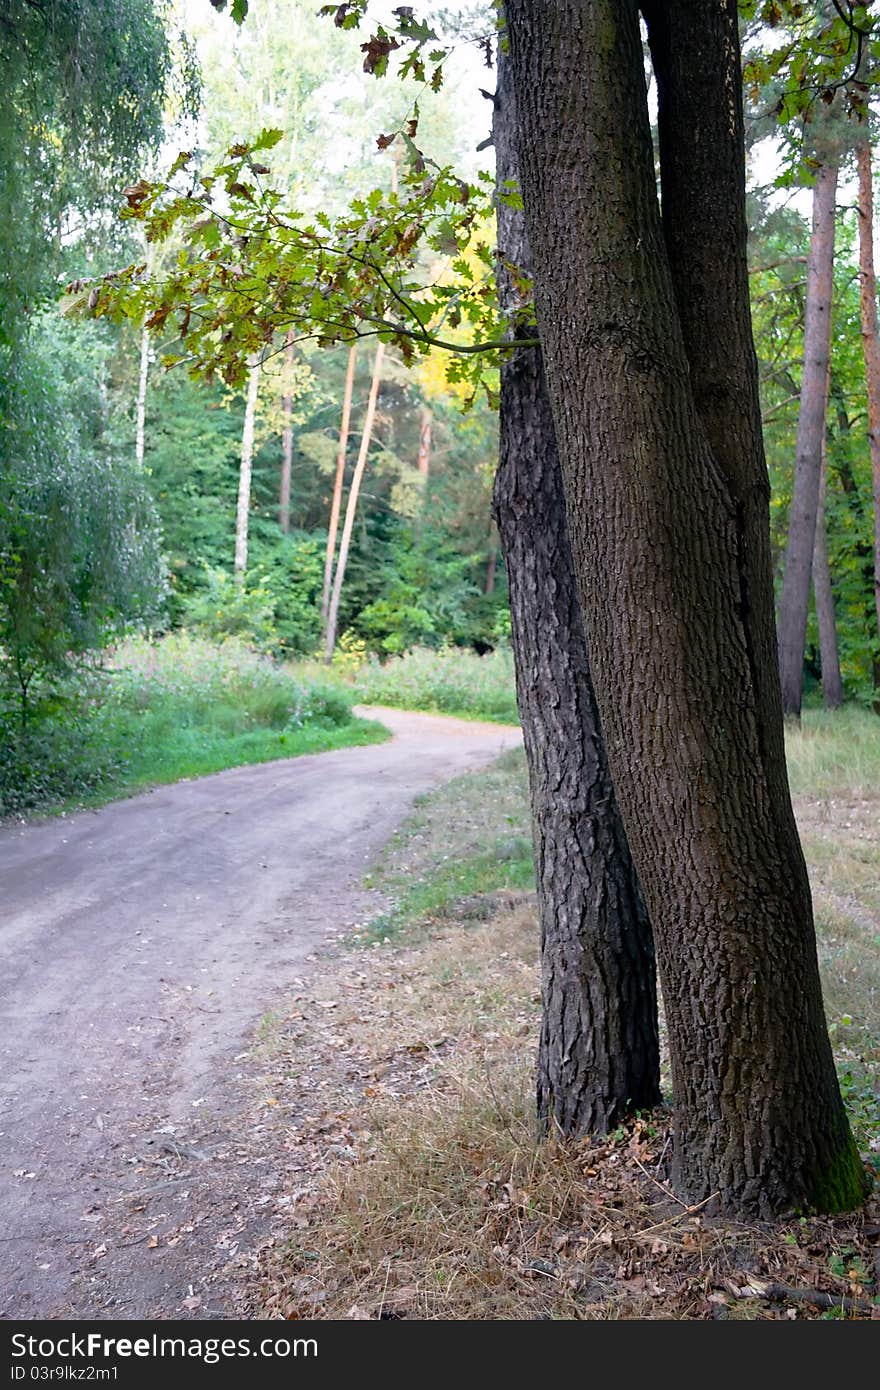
[321,344,357,633]
[494,44,660,1136]
[234,357,260,582]
[279,331,294,533]
[505,0,866,1215]
[777,161,839,717]
[484,532,497,595]
[856,140,880,651]
[812,364,844,709]
[324,342,384,659]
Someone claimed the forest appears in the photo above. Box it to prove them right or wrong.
[1,0,879,1329]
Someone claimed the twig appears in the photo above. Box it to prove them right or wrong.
[734,1279,875,1316]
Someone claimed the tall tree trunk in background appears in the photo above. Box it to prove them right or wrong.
[135,242,153,473]
[321,344,357,634]
[856,139,880,655]
[135,325,149,471]
[234,357,260,582]
[813,363,844,708]
[493,45,660,1136]
[416,404,432,478]
[507,0,865,1214]
[279,331,294,533]
[324,342,384,660]
[776,161,839,717]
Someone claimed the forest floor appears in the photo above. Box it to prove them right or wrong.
[247,739,879,1321]
[0,708,520,1319]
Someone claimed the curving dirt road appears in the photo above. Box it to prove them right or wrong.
[0,708,520,1319]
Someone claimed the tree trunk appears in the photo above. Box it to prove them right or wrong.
[234,357,261,582]
[321,344,357,633]
[324,342,384,660]
[506,0,866,1215]
[484,533,497,596]
[279,331,294,533]
[776,161,839,717]
[135,327,149,472]
[856,140,880,654]
[813,364,844,709]
[135,242,153,473]
[416,404,432,478]
[494,43,660,1136]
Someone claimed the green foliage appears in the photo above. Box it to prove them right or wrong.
[0,0,189,341]
[0,634,381,816]
[352,645,519,723]
[741,1,879,176]
[70,135,507,402]
[0,316,166,726]
[182,569,278,651]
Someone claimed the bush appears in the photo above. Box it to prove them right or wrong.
[181,569,278,653]
[352,645,519,724]
[0,634,362,816]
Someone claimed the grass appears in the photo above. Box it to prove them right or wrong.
[349,645,519,725]
[0,632,389,817]
[785,706,880,798]
[259,709,880,1321]
[357,747,533,943]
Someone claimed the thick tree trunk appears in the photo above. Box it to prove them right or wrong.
[321,344,357,633]
[506,0,865,1215]
[234,357,260,582]
[813,363,844,709]
[279,331,294,533]
[777,161,839,717]
[324,342,384,660]
[494,45,660,1136]
[856,140,880,652]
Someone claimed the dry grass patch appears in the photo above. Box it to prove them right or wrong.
[258,899,878,1320]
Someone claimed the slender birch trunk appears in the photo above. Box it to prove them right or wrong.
[416,405,432,478]
[234,357,261,582]
[324,342,384,659]
[135,327,149,472]
[321,343,357,632]
[135,243,154,472]
[279,331,294,533]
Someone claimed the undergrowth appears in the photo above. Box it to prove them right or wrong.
[0,632,387,816]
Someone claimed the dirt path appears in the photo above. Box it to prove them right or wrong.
[0,708,520,1319]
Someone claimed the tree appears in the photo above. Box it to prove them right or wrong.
[777,158,840,717]
[505,0,867,1214]
[324,342,385,658]
[279,333,296,532]
[0,319,165,726]
[492,47,660,1134]
[0,0,182,717]
[856,138,880,669]
[812,361,845,708]
[321,345,358,632]
[234,357,262,581]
